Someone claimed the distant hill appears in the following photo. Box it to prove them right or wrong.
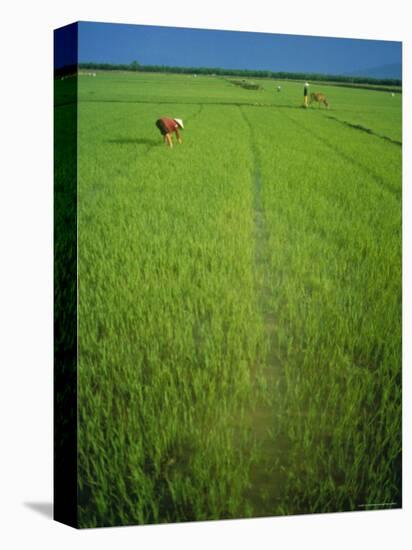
[345,63,402,80]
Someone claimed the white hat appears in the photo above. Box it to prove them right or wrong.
[174,118,184,129]
[304,82,309,86]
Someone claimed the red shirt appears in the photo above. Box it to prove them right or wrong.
[158,117,179,133]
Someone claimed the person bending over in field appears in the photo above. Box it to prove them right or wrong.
[155,117,184,148]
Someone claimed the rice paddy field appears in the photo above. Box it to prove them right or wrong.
[55,71,402,527]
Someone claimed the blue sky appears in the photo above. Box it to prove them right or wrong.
[57,21,401,75]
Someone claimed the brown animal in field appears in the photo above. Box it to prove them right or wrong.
[309,92,329,108]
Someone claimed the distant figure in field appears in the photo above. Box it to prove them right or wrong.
[303,82,310,107]
[155,117,184,148]
[309,92,329,108]
[277,85,281,92]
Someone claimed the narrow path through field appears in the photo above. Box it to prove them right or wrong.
[239,108,275,338]
[324,114,402,147]
[80,98,302,109]
[239,106,288,515]
[281,108,401,199]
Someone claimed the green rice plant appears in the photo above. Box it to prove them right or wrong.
[241,103,401,515]
[77,101,268,526]
[63,72,403,526]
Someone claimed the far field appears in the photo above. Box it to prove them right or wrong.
[56,71,402,527]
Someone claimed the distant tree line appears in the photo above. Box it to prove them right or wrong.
[63,61,401,87]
